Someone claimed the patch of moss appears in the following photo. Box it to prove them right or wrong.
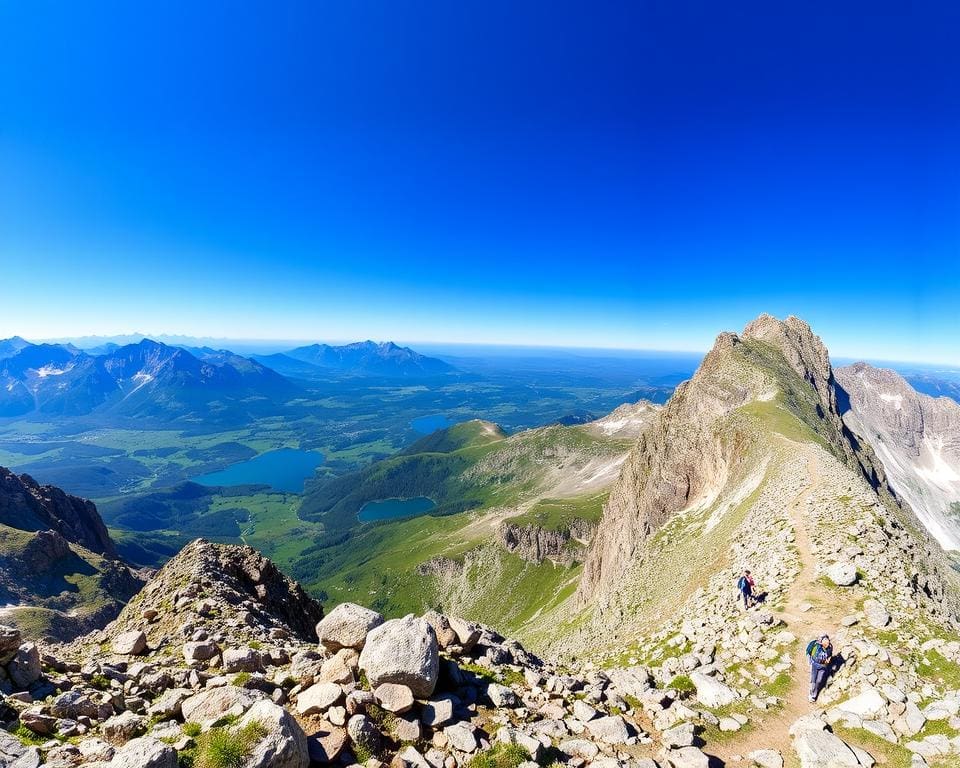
[183,722,203,738]
[232,672,252,687]
[12,723,48,746]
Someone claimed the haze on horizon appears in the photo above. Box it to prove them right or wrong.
[1,2,958,364]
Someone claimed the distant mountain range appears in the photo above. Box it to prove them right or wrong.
[0,337,457,419]
[255,340,456,379]
[0,337,296,419]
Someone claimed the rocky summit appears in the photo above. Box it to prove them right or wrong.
[2,314,960,768]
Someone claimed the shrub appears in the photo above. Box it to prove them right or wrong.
[469,743,530,768]
[183,722,203,738]
[667,674,696,695]
[195,721,266,768]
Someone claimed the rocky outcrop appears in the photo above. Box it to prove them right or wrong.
[0,467,116,557]
[578,315,910,608]
[497,517,595,564]
[0,470,142,641]
[836,362,960,550]
[95,539,324,651]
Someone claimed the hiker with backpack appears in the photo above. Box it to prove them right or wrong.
[737,569,755,609]
[807,633,834,702]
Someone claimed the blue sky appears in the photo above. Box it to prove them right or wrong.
[1,1,958,362]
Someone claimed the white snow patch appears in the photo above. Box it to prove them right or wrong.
[34,364,71,377]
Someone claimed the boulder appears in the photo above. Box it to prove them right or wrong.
[102,711,147,745]
[235,699,309,768]
[112,630,147,656]
[572,699,598,722]
[147,688,191,719]
[826,562,857,587]
[296,682,343,715]
[496,726,543,761]
[689,670,736,707]
[792,726,862,767]
[664,747,710,768]
[359,615,439,697]
[347,714,381,751]
[8,643,41,689]
[558,739,600,760]
[447,616,481,652]
[183,640,219,662]
[181,687,259,727]
[748,749,784,768]
[586,714,631,744]
[19,709,57,736]
[487,683,518,707]
[445,722,478,753]
[0,731,40,768]
[835,688,887,720]
[316,603,384,652]
[0,625,23,664]
[374,683,414,714]
[662,722,696,749]
[306,720,347,763]
[223,646,262,673]
[319,651,356,685]
[421,695,456,727]
[863,600,891,629]
[50,689,113,721]
[109,736,178,768]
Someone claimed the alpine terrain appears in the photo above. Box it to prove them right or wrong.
[2,315,960,768]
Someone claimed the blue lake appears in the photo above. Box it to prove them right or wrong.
[358,496,437,522]
[411,414,452,434]
[192,448,324,493]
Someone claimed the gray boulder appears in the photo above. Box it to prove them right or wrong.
[316,603,383,652]
[0,625,23,664]
[296,682,343,715]
[101,711,147,745]
[223,646,262,673]
[109,737,177,768]
[111,630,147,656]
[374,682,414,714]
[8,643,41,689]
[0,731,40,768]
[826,562,857,587]
[359,614,439,697]
[689,670,737,707]
[235,700,309,768]
[181,687,260,727]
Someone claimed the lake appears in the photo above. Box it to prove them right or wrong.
[410,414,452,434]
[358,496,437,522]
[192,448,324,493]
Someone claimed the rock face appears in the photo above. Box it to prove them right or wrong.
[359,615,439,697]
[836,362,960,551]
[104,538,324,648]
[497,517,595,565]
[0,468,143,641]
[0,467,117,557]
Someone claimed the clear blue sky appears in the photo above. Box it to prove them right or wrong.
[1,1,958,363]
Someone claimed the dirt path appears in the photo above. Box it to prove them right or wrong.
[712,446,847,761]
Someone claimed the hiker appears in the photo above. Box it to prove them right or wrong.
[737,569,754,609]
[807,633,834,702]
